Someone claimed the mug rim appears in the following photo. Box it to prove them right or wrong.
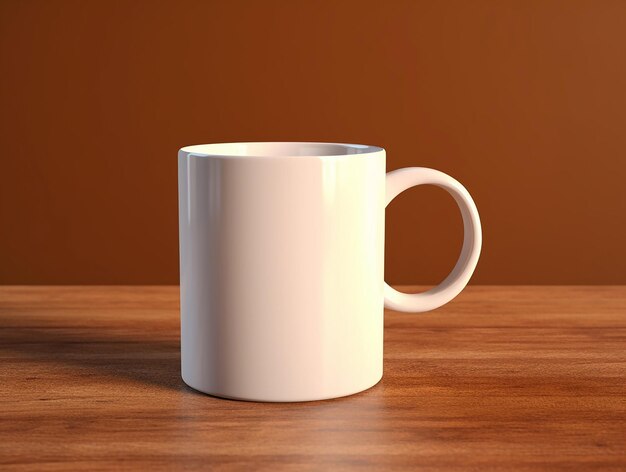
[179,142,385,158]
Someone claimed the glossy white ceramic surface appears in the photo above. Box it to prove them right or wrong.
[178,142,481,402]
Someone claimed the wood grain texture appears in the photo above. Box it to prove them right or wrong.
[1,286,625,471]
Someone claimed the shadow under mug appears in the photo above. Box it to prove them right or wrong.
[178,142,481,402]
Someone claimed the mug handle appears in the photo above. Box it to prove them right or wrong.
[384,167,482,312]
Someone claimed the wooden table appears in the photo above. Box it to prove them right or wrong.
[1,286,625,470]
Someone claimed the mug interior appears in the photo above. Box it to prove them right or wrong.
[180,142,383,157]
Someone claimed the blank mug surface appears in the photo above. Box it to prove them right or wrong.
[178,142,481,402]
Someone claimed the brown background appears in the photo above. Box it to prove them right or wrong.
[1,0,625,285]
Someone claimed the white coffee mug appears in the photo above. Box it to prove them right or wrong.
[178,142,481,402]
